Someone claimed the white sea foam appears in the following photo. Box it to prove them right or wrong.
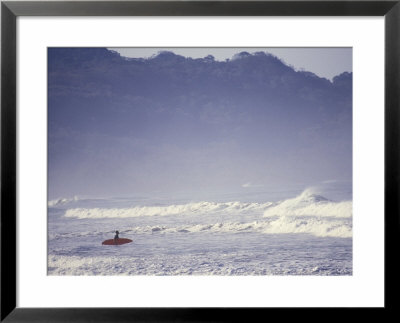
[128,217,351,238]
[261,217,352,237]
[48,251,352,276]
[47,254,272,276]
[64,201,273,219]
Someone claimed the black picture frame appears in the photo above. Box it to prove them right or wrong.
[1,1,399,321]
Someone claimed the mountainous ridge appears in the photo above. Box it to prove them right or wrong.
[48,48,352,198]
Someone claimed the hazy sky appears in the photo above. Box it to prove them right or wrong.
[48,48,352,200]
[111,47,352,81]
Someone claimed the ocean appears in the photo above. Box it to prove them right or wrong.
[48,187,352,276]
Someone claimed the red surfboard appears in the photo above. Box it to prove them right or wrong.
[102,238,132,245]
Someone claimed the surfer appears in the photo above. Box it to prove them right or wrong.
[102,231,132,245]
[114,230,119,244]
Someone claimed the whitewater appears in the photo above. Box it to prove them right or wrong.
[48,189,352,275]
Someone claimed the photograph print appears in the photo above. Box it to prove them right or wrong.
[48,47,352,276]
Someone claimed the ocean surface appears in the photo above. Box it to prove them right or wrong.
[48,187,352,276]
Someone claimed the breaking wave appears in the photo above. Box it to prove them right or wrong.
[126,217,351,238]
[263,189,352,218]
[52,189,352,238]
[51,217,351,239]
[48,196,79,207]
[64,201,273,219]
